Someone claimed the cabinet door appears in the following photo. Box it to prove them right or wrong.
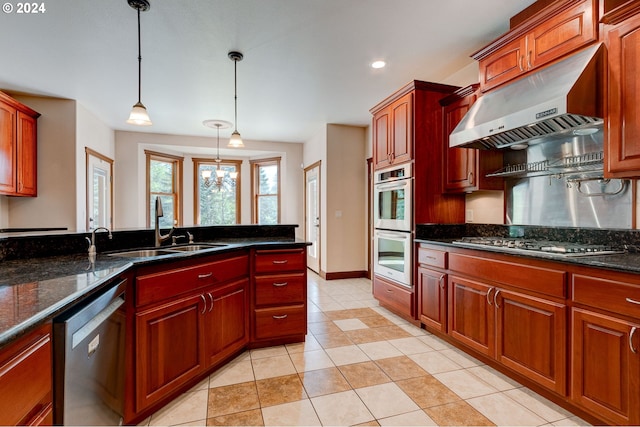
[448,275,494,357]
[606,13,640,177]
[205,279,249,368]
[135,295,205,412]
[495,289,567,395]
[571,308,640,425]
[0,102,16,194]
[418,267,447,332]
[478,36,527,92]
[443,93,477,192]
[16,111,37,196]
[373,107,391,169]
[390,93,412,165]
[528,0,597,70]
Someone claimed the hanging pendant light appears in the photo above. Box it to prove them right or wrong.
[228,51,244,147]
[126,0,152,126]
[202,120,236,191]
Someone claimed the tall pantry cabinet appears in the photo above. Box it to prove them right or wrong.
[370,81,466,320]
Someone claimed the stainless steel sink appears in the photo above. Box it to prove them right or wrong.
[107,249,178,258]
[167,244,227,252]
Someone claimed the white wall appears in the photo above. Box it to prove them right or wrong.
[326,124,367,273]
[114,131,304,237]
[7,96,77,230]
[75,104,115,231]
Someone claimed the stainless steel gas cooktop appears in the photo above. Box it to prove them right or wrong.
[452,236,625,257]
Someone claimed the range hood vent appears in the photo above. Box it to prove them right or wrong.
[450,43,604,150]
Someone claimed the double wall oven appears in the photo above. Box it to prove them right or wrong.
[373,163,413,288]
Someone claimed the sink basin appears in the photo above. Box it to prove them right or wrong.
[167,244,227,252]
[108,249,178,258]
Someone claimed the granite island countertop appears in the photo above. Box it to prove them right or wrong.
[0,234,309,348]
[415,223,640,275]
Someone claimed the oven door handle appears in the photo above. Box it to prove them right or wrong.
[375,181,409,191]
[376,231,410,240]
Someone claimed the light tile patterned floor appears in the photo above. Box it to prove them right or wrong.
[139,272,591,426]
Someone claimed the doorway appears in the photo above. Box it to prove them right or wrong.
[304,161,321,274]
[86,148,113,230]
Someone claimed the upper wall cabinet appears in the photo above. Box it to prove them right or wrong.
[603,1,640,177]
[439,85,503,193]
[0,91,39,197]
[474,0,598,92]
[371,92,413,170]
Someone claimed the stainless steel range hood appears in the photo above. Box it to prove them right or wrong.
[450,43,604,150]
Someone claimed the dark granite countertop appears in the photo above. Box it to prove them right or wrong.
[0,231,308,348]
[415,223,640,275]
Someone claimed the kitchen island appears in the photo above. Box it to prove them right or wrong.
[0,225,309,425]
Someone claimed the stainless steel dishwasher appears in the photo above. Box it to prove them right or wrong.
[53,277,127,426]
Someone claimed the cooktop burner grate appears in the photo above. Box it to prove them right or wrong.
[453,237,625,257]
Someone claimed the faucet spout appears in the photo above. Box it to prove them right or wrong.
[88,226,112,255]
[154,197,175,247]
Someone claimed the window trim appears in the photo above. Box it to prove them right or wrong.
[250,157,281,224]
[145,150,183,228]
[192,158,242,225]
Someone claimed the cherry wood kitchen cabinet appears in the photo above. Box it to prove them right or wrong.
[0,91,39,197]
[439,85,503,193]
[131,252,249,414]
[0,323,53,426]
[417,245,448,332]
[372,92,412,170]
[604,4,640,177]
[251,248,307,346]
[474,0,598,92]
[571,271,640,425]
[447,251,568,395]
[373,274,414,320]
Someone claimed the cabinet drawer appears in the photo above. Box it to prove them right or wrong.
[449,252,566,298]
[418,247,447,268]
[137,254,249,307]
[572,274,640,319]
[0,326,52,426]
[254,305,306,340]
[373,275,413,318]
[254,249,305,274]
[255,273,305,306]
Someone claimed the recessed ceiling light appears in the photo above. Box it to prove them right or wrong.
[371,60,386,69]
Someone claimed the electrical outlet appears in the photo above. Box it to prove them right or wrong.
[466,209,474,222]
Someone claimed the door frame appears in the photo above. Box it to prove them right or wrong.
[85,147,114,230]
[304,161,321,274]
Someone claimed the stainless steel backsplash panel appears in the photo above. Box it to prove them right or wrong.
[504,129,633,229]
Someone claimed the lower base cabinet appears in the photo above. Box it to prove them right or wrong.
[373,274,414,319]
[417,267,447,332]
[572,308,640,425]
[0,323,53,426]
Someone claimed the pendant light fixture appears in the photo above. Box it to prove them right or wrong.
[228,51,244,147]
[202,120,237,190]
[126,0,152,126]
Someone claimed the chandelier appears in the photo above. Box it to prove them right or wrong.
[201,120,237,191]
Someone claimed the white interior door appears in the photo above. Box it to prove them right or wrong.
[305,162,320,273]
[86,149,113,230]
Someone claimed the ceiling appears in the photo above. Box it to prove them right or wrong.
[0,0,537,148]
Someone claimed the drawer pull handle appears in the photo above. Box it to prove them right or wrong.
[630,326,638,354]
[207,293,214,313]
[486,287,494,306]
[438,275,445,289]
[273,282,288,287]
[626,298,640,305]
[200,294,207,314]
[424,256,436,260]
[272,314,288,320]
[198,272,213,279]
[272,260,288,265]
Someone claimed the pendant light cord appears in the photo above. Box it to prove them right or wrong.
[136,7,142,103]
[233,58,238,132]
